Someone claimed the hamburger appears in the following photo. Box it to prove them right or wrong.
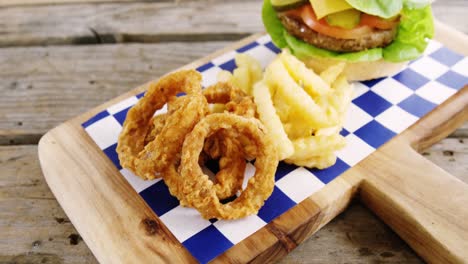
[263,0,434,81]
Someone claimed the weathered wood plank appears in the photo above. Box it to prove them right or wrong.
[280,201,424,264]
[2,137,466,263]
[0,1,261,47]
[0,42,229,144]
[0,0,150,7]
[0,145,98,264]
[450,124,468,138]
[0,0,465,47]
[422,138,468,183]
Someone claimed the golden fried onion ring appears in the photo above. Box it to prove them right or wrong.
[139,98,247,202]
[201,82,258,197]
[179,113,278,219]
[203,82,258,160]
[117,70,206,180]
[152,129,247,206]
[203,82,256,118]
[207,129,246,200]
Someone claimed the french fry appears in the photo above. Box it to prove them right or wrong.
[272,89,291,123]
[286,134,346,161]
[233,67,251,94]
[285,153,337,169]
[283,116,315,139]
[315,126,341,137]
[330,74,354,116]
[317,74,354,124]
[233,54,263,95]
[320,62,346,85]
[253,81,294,160]
[243,50,353,170]
[235,54,263,83]
[280,49,331,96]
[265,58,332,128]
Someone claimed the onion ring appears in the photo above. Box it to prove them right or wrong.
[143,102,246,202]
[203,82,256,118]
[206,129,246,200]
[203,82,258,193]
[118,71,278,219]
[144,114,167,145]
[117,70,206,180]
[203,82,258,160]
[161,134,246,205]
[145,121,246,203]
[179,113,278,219]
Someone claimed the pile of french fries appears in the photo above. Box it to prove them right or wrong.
[218,50,353,169]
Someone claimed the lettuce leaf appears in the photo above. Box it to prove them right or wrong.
[262,0,288,48]
[262,0,434,63]
[262,0,286,49]
[383,5,434,62]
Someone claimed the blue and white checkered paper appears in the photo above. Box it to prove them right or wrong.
[82,35,467,263]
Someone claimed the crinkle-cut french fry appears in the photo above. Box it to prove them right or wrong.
[233,67,251,95]
[265,58,333,128]
[330,74,354,117]
[315,126,341,137]
[286,134,346,161]
[285,152,337,170]
[233,54,263,95]
[320,62,346,85]
[235,54,263,82]
[253,81,294,160]
[280,49,331,97]
[246,50,353,169]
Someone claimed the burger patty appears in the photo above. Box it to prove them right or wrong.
[278,13,397,52]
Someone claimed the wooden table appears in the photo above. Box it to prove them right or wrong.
[0,1,466,263]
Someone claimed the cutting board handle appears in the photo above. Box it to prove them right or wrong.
[357,86,468,263]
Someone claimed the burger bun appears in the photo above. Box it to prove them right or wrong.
[304,57,408,82]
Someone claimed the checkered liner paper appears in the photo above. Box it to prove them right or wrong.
[82,35,468,263]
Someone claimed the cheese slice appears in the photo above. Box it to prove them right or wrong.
[309,0,353,19]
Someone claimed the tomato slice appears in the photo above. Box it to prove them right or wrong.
[360,14,399,30]
[284,5,372,40]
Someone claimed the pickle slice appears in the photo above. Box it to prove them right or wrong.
[325,9,361,29]
[271,0,309,12]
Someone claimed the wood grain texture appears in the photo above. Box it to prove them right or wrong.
[0,1,261,47]
[422,138,468,184]
[0,145,99,264]
[280,201,424,264]
[0,42,228,144]
[0,0,465,47]
[0,0,147,7]
[359,145,468,263]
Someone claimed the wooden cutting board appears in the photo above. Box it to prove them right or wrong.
[38,21,468,264]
